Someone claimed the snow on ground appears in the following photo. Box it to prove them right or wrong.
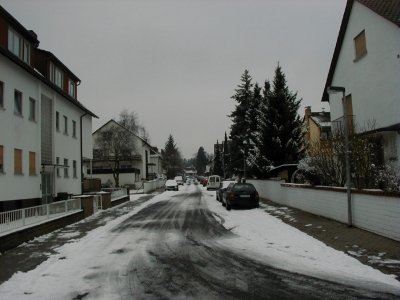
[0,192,172,300]
[202,188,400,295]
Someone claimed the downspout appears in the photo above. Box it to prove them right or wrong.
[80,112,88,194]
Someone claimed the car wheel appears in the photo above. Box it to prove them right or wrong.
[226,200,231,211]
[222,200,225,207]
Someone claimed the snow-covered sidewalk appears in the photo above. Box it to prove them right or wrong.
[203,188,400,295]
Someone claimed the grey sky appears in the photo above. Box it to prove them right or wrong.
[2,0,346,158]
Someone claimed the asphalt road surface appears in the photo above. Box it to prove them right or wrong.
[1,184,397,299]
[104,185,396,300]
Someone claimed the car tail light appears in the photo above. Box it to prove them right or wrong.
[255,192,259,200]
[229,192,235,201]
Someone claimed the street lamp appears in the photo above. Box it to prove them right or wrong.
[327,86,352,226]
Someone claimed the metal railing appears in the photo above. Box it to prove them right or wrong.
[0,198,81,234]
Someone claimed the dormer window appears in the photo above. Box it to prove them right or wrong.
[49,62,63,89]
[68,79,76,98]
[8,27,30,64]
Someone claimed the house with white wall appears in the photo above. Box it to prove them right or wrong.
[86,120,163,188]
[0,6,97,211]
[322,0,400,168]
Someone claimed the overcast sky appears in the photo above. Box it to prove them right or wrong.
[2,0,346,158]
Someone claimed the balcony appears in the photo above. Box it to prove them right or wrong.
[331,115,355,135]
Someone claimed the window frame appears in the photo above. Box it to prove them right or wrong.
[64,158,69,178]
[73,160,77,178]
[0,81,4,108]
[72,120,77,138]
[14,148,23,175]
[56,111,60,131]
[354,30,367,61]
[29,151,36,176]
[68,79,76,98]
[14,89,23,116]
[56,157,60,177]
[0,145,4,173]
[29,97,36,121]
[63,115,68,135]
[8,27,30,64]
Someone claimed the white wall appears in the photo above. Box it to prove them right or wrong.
[249,180,400,241]
[330,2,400,130]
[0,56,41,201]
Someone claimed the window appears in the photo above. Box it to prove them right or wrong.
[0,81,3,108]
[8,27,30,64]
[49,62,63,88]
[14,90,22,116]
[64,158,69,178]
[29,98,36,121]
[354,30,367,60]
[14,148,22,175]
[56,111,60,131]
[72,120,76,138]
[29,151,36,175]
[73,160,77,178]
[0,145,3,173]
[8,27,21,57]
[68,79,76,98]
[56,157,60,177]
[63,115,68,134]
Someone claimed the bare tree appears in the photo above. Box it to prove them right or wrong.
[95,125,136,187]
[119,109,150,143]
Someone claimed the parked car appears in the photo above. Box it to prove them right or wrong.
[174,176,184,185]
[207,175,221,190]
[165,179,179,191]
[221,182,259,210]
[216,180,236,201]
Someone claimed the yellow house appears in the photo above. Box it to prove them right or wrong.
[303,106,331,149]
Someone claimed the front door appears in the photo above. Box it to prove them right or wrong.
[41,172,53,204]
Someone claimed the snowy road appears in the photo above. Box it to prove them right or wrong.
[1,184,399,299]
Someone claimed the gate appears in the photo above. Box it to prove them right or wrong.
[41,172,53,204]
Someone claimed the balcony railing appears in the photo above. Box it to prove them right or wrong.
[331,115,355,135]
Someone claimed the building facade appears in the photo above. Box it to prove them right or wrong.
[0,6,96,211]
[322,0,400,167]
[303,106,331,149]
[85,120,163,188]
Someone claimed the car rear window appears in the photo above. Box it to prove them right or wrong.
[232,184,256,192]
[210,177,215,183]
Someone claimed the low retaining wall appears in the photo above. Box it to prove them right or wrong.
[144,179,166,193]
[0,211,84,253]
[249,180,400,241]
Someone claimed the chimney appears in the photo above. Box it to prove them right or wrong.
[305,106,311,118]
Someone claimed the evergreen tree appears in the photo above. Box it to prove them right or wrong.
[213,141,223,176]
[264,64,304,166]
[229,70,253,177]
[245,82,264,177]
[195,147,208,175]
[223,132,231,178]
[162,135,183,178]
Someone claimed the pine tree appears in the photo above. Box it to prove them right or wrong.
[213,141,223,176]
[229,70,253,177]
[162,135,183,178]
[245,82,264,177]
[195,147,208,175]
[264,64,304,166]
[223,132,230,179]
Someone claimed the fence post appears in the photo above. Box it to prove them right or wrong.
[65,200,68,213]
[47,204,50,219]
[22,209,25,226]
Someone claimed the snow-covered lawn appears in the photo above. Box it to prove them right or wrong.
[202,188,400,295]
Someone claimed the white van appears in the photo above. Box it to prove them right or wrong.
[207,175,221,190]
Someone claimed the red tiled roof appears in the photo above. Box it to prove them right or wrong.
[358,0,400,26]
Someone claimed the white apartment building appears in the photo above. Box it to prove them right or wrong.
[0,6,97,211]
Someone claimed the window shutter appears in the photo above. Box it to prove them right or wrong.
[29,152,36,175]
[14,149,22,174]
[354,30,366,59]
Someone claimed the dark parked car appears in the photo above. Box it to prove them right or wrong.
[221,182,259,210]
[216,180,236,201]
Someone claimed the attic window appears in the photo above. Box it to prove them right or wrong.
[8,27,30,64]
[354,30,367,61]
[68,79,76,98]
